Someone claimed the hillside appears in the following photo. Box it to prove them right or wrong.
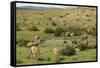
[16,7,96,31]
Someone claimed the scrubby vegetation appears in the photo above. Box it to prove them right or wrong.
[78,44,88,51]
[54,27,65,36]
[16,6,97,65]
[61,45,76,56]
[44,27,54,33]
[27,25,39,31]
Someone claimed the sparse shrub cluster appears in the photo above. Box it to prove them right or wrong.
[88,31,96,36]
[61,45,76,56]
[88,44,96,49]
[44,26,84,36]
[64,26,83,36]
[78,44,88,51]
[63,40,67,43]
[44,27,54,33]
[16,39,29,47]
[16,59,23,64]
[86,29,96,36]
[52,22,57,26]
[16,24,22,31]
[23,18,28,21]
[87,19,92,22]
[65,13,69,16]
[28,26,39,31]
[86,14,90,17]
[76,18,80,21]
[54,27,65,36]
[90,8,95,11]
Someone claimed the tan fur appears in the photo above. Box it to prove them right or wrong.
[72,40,78,48]
[31,46,40,59]
[26,42,34,48]
[31,36,40,42]
[64,32,71,37]
[26,36,45,59]
[70,33,74,37]
[26,36,45,47]
[79,36,88,45]
[53,48,60,60]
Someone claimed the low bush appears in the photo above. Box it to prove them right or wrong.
[16,59,23,64]
[16,24,22,31]
[16,39,29,47]
[28,26,39,31]
[88,44,96,49]
[61,45,76,56]
[63,40,67,43]
[54,27,64,36]
[52,22,57,26]
[78,44,88,51]
[44,27,54,33]
[87,29,96,36]
[63,26,83,36]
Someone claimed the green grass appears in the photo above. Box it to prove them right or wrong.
[16,31,96,65]
[16,45,96,65]
[16,31,61,40]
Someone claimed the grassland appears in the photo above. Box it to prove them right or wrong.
[16,7,97,65]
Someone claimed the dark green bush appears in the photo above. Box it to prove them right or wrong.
[65,13,69,16]
[16,27,22,31]
[63,26,83,36]
[86,14,90,17]
[16,24,22,31]
[16,39,29,47]
[74,31,82,36]
[54,27,64,36]
[44,27,54,33]
[88,44,96,49]
[61,45,76,56]
[16,59,23,64]
[63,40,67,43]
[86,29,96,36]
[78,44,88,51]
[16,39,24,47]
[52,22,57,26]
[87,19,92,22]
[28,26,39,31]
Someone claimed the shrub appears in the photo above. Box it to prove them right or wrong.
[52,22,57,26]
[65,13,69,16]
[47,57,51,61]
[16,24,22,31]
[63,40,67,43]
[88,44,96,49]
[16,39,25,47]
[54,27,64,36]
[90,8,95,11]
[87,19,92,22]
[23,18,28,21]
[76,18,80,21]
[16,27,22,31]
[78,44,88,51]
[61,45,76,56]
[44,27,54,33]
[74,31,82,36]
[86,14,90,17]
[16,39,29,47]
[16,59,23,64]
[28,26,39,31]
[63,26,83,36]
[86,29,96,36]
